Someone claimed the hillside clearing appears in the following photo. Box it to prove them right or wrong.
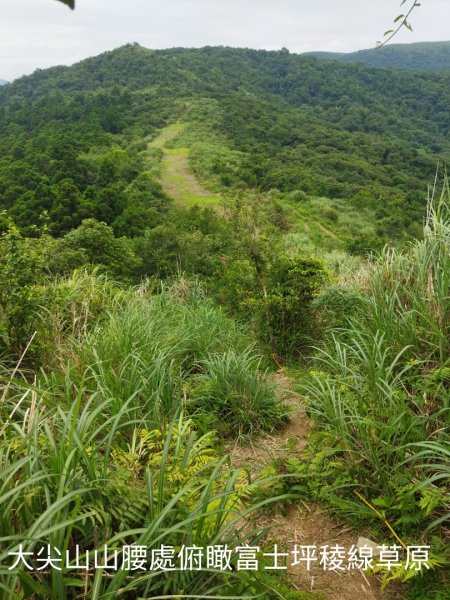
[150,124,221,207]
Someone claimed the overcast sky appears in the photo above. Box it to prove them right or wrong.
[1,0,449,81]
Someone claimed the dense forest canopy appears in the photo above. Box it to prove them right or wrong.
[307,41,450,72]
[0,44,449,240]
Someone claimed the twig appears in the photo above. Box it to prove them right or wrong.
[0,331,37,404]
[378,1,421,48]
[354,489,408,550]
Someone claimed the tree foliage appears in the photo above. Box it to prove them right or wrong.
[0,45,448,242]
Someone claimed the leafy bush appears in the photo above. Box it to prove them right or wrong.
[47,218,141,280]
[0,223,46,361]
[287,190,308,202]
[262,256,329,357]
[322,207,339,223]
[313,285,365,331]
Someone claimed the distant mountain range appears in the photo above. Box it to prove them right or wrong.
[0,79,8,85]
[305,41,450,72]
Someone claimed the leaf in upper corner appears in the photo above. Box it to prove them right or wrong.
[56,0,75,8]
[394,14,405,23]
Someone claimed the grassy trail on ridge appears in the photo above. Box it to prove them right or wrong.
[149,123,221,208]
[228,372,386,600]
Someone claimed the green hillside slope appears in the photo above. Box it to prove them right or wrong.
[0,44,449,240]
[307,41,450,72]
[0,45,449,600]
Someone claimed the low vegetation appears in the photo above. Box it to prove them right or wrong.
[0,277,289,598]
[283,184,450,593]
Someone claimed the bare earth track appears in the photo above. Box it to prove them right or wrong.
[229,372,397,600]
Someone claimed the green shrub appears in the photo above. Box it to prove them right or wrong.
[48,218,141,280]
[322,207,339,223]
[287,190,308,202]
[190,348,287,439]
[346,232,386,256]
[262,256,329,357]
[313,285,365,331]
[0,223,46,362]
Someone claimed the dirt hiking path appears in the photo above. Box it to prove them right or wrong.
[228,371,400,600]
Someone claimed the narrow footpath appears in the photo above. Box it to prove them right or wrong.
[229,371,394,600]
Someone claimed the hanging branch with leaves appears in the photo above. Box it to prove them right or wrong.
[378,0,422,47]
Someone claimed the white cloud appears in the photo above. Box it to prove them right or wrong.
[0,0,448,80]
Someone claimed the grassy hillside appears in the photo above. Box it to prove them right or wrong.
[0,44,449,242]
[0,44,449,599]
[0,186,448,599]
[307,41,450,72]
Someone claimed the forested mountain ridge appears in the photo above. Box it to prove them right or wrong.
[1,45,449,600]
[306,41,450,72]
[0,44,449,240]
